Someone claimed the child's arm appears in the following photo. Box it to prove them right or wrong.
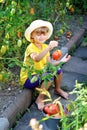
[47,53,71,66]
[30,41,58,62]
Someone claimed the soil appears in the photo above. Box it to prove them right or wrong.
[0,15,87,116]
[0,66,23,115]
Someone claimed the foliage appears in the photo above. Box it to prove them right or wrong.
[83,34,87,45]
[23,61,63,88]
[0,0,87,129]
[0,0,73,84]
[0,0,85,85]
[32,81,87,130]
[66,80,87,130]
[71,0,87,14]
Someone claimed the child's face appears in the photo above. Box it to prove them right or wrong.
[31,27,49,43]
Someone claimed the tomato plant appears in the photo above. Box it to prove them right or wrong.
[0,0,84,86]
[52,50,62,60]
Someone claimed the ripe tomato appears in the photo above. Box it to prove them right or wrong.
[43,104,51,114]
[43,103,60,115]
[52,50,62,60]
[69,5,74,13]
[30,8,35,15]
[17,32,21,38]
[48,104,60,115]
[70,7,74,13]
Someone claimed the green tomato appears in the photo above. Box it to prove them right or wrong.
[0,0,5,3]
[0,74,3,81]
[71,111,75,116]
[22,38,26,44]
[21,67,26,71]
[59,29,64,34]
[17,39,22,47]
[11,1,17,6]
[30,76,38,83]
[66,2,69,7]
[6,24,11,29]
[10,8,15,16]
[0,45,7,55]
[5,33,10,40]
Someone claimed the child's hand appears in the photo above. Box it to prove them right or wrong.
[48,40,58,50]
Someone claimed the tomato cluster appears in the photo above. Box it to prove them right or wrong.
[52,50,62,60]
[43,103,60,116]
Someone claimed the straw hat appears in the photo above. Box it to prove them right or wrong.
[24,20,53,42]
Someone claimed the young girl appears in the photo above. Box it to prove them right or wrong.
[20,20,71,110]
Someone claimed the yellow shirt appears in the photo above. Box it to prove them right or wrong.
[20,43,50,85]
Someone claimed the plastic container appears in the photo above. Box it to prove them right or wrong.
[42,104,68,130]
[60,47,68,59]
[44,115,61,130]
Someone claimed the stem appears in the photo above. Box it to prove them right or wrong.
[76,112,79,130]
[57,101,68,130]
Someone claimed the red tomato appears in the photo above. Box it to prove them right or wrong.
[48,104,59,115]
[43,104,60,115]
[52,50,62,60]
[43,104,50,114]
[46,114,50,116]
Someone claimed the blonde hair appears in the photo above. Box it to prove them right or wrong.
[30,27,49,43]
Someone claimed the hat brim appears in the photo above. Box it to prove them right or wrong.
[24,20,53,42]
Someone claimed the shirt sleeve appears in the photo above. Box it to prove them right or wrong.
[25,45,34,57]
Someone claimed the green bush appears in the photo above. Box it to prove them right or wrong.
[0,0,72,83]
[71,0,87,14]
[66,81,87,129]
[0,0,83,84]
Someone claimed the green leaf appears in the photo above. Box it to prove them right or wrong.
[8,63,15,68]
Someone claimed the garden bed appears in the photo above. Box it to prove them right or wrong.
[0,15,87,117]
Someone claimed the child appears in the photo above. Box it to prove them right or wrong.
[20,20,71,110]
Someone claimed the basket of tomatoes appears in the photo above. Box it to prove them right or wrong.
[43,103,68,130]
